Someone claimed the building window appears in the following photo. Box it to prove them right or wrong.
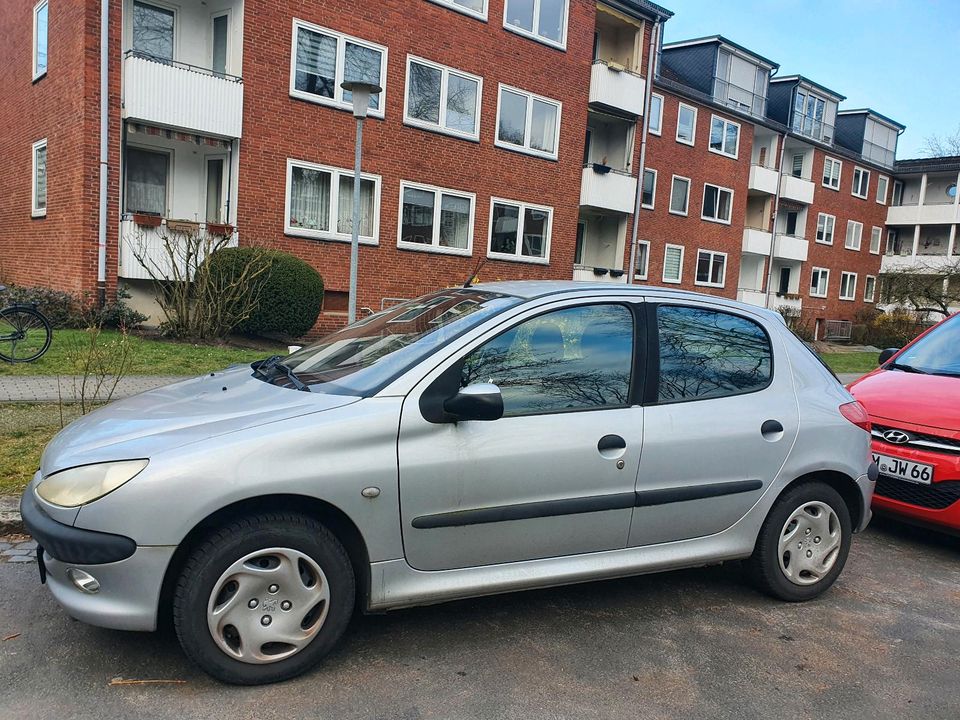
[870,226,882,254]
[496,84,561,160]
[815,213,835,245]
[886,229,900,254]
[33,1,48,79]
[852,166,870,199]
[291,20,386,117]
[876,175,889,205]
[503,0,568,49]
[695,250,726,287]
[864,275,876,303]
[892,180,904,206]
[793,88,827,141]
[285,159,381,243]
[708,115,739,158]
[398,181,474,255]
[822,156,841,190]
[488,197,552,263]
[649,94,663,136]
[662,244,684,284]
[791,153,804,178]
[132,1,175,61]
[669,175,690,216]
[31,139,47,217]
[641,169,656,209]
[839,272,857,300]
[845,220,863,250]
[427,0,487,20]
[810,267,829,298]
[404,56,481,141]
[125,147,168,216]
[701,183,733,224]
[634,240,650,280]
[676,103,697,145]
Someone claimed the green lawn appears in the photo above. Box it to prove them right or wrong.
[0,404,86,495]
[818,351,881,375]
[0,329,284,377]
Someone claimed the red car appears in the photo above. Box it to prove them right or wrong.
[848,313,960,534]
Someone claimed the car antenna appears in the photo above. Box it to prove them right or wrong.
[463,257,488,288]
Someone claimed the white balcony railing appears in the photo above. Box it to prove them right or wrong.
[770,293,803,315]
[779,174,815,204]
[580,166,637,215]
[881,254,957,273]
[737,288,767,307]
[886,203,960,226]
[119,217,239,280]
[774,233,809,262]
[123,52,243,138]
[572,265,628,283]
[748,165,779,195]
[588,61,646,117]
[742,227,773,256]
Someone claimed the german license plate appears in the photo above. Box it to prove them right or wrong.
[873,453,934,485]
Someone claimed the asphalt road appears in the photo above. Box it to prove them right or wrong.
[1,518,958,720]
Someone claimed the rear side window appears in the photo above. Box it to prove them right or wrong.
[656,305,772,402]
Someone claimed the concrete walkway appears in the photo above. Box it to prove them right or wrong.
[0,375,190,403]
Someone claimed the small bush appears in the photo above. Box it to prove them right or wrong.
[209,248,324,338]
[0,285,83,328]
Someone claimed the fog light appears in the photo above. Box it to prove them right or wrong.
[67,568,100,594]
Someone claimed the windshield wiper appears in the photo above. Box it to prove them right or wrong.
[887,362,929,374]
[252,355,283,378]
[252,355,310,392]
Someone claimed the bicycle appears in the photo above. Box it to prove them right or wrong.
[0,285,53,363]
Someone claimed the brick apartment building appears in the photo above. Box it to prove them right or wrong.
[2,0,944,339]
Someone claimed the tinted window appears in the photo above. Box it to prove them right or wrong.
[657,305,771,402]
[462,304,634,416]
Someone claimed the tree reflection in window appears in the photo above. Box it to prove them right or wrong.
[657,306,771,402]
[462,304,633,416]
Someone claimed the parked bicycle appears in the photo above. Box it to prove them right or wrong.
[0,285,53,362]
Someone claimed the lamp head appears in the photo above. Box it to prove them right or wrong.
[340,81,382,118]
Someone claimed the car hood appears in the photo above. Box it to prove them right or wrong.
[849,369,960,432]
[40,366,360,476]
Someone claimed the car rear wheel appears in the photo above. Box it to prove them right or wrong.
[173,512,355,685]
[748,481,852,601]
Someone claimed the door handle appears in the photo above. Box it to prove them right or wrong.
[761,419,784,437]
[598,434,627,452]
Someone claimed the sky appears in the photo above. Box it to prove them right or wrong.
[660,0,960,159]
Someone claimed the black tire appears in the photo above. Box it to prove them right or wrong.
[747,481,852,602]
[173,512,355,685]
[0,306,52,363]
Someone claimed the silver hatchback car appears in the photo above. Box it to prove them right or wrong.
[22,282,877,684]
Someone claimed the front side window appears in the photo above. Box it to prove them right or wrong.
[823,157,841,189]
[649,94,663,135]
[285,160,380,242]
[641,169,656,209]
[657,305,772,402]
[292,20,385,115]
[839,272,857,300]
[634,241,649,279]
[876,175,889,204]
[399,182,474,255]
[125,147,167,216]
[32,139,47,217]
[864,276,876,303]
[701,183,733,224]
[845,220,862,250]
[488,198,552,262]
[503,0,568,48]
[709,116,739,158]
[496,85,561,159]
[132,1,174,61]
[816,213,835,245]
[33,1,48,79]
[870,226,882,254]
[676,103,696,145]
[810,267,829,297]
[405,57,481,140]
[662,244,684,284]
[695,250,726,287]
[852,166,870,198]
[462,303,634,416]
[669,175,690,215]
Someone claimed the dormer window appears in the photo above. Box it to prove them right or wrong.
[714,48,767,117]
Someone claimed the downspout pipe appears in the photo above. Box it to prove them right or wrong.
[97,0,109,307]
[627,18,660,284]
[763,131,787,310]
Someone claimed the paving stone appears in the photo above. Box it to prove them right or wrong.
[7,555,34,562]
[18,541,38,550]
[0,375,191,404]
[4,548,31,556]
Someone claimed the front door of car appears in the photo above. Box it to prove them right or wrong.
[398,301,643,572]
[628,302,800,546]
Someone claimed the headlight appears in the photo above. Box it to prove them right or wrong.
[36,460,149,508]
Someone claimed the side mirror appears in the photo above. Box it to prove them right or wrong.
[878,347,900,366]
[443,383,504,422]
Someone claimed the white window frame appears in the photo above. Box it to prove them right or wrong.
[494,83,562,160]
[815,212,835,245]
[851,166,870,199]
[700,182,733,225]
[669,175,690,216]
[864,275,877,303]
[676,103,697,146]
[502,0,569,50]
[397,180,475,256]
[694,249,727,288]
[403,55,482,142]
[662,244,684,284]
[648,93,663,136]
[876,175,889,205]
[839,271,857,301]
[283,158,382,245]
[641,168,657,210]
[31,138,47,217]
[426,0,488,21]
[869,226,882,255]
[708,114,740,159]
[486,196,553,264]
[822,156,842,190]
[634,240,650,280]
[33,0,48,80]
[289,19,388,119]
[810,267,829,298]
[845,220,863,251]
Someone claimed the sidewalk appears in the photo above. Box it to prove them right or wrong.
[0,375,190,403]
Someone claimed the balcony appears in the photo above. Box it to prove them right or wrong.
[886,202,960,226]
[742,227,772,256]
[881,253,956,273]
[780,174,815,204]
[580,166,637,215]
[774,233,809,262]
[737,288,767,307]
[572,265,628,283]
[588,61,646,118]
[123,52,243,138]
[770,293,802,315]
[119,218,238,280]
[748,165,779,195]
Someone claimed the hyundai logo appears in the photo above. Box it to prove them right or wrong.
[883,430,911,444]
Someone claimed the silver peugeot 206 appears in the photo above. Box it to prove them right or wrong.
[22,281,878,684]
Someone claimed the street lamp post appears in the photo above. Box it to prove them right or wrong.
[340,80,381,325]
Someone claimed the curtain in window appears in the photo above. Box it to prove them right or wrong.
[125,148,167,215]
[530,99,557,153]
[337,176,376,237]
[663,247,682,280]
[290,167,331,231]
[439,194,470,249]
[295,28,336,98]
[34,146,47,210]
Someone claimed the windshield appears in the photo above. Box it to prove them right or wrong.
[892,314,960,377]
[278,289,521,395]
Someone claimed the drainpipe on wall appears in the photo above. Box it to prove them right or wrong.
[96,0,109,307]
[763,131,787,310]
[626,17,660,284]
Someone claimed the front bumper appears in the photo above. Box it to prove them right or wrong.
[854,464,878,533]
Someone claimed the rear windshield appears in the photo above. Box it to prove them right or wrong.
[894,314,960,377]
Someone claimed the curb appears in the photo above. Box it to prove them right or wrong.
[0,496,24,535]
